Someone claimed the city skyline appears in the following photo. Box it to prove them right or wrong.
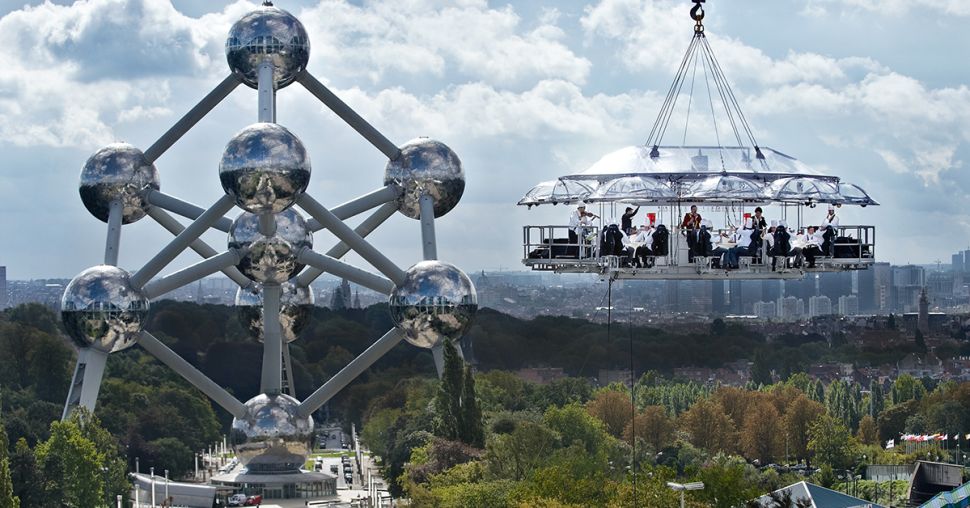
[1,0,969,280]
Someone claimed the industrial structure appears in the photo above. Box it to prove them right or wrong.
[59,2,476,501]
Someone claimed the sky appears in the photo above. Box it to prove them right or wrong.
[0,0,967,280]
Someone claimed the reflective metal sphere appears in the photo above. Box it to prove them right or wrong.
[61,265,149,353]
[229,209,312,284]
[230,393,313,473]
[79,143,160,224]
[219,123,311,214]
[226,5,310,89]
[384,138,465,219]
[389,261,478,349]
[236,281,314,343]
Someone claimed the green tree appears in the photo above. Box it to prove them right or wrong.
[544,404,611,456]
[751,350,773,386]
[459,366,484,448]
[807,414,856,469]
[0,414,19,508]
[9,439,39,508]
[485,421,558,481]
[698,454,761,508]
[434,340,464,441]
[71,408,129,503]
[857,415,879,446]
[35,419,103,508]
[869,380,885,418]
[891,374,927,405]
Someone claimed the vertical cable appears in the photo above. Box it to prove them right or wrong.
[628,289,638,507]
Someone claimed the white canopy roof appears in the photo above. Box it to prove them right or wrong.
[518,145,877,207]
[517,179,596,207]
[564,145,828,182]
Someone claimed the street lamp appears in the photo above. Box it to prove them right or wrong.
[667,481,704,508]
[150,467,156,508]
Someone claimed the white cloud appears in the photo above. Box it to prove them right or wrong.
[580,0,882,87]
[297,0,591,88]
[803,0,970,16]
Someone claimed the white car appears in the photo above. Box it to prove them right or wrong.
[227,493,248,507]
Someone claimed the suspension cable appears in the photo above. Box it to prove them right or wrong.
[643,0,771,172]
[700,49,725,169]
[681,45,701,145]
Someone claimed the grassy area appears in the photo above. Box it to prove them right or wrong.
[310,451,348,458]
[304,451,350,470]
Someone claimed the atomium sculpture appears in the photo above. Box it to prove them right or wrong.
[60,2,476,474]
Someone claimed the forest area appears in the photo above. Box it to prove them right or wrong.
[0,301,958,506]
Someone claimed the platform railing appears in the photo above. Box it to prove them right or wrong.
[523,225,602,263]
[523,224,876,275]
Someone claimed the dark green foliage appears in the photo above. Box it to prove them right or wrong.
[0,414,18,508]
[914,329,926,352]
[459,366,484,448]
[9,440,39,508]
[751,349,773,386]
[434,340,464,441]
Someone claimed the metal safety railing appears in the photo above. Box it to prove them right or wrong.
[523,225,602,262]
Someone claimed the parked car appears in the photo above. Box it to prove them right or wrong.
[245,494,263,506]
[227,494,248,506]
[330,464,338,473]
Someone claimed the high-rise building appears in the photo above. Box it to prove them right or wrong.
[918,287,929,335]
[0,266,6,309]
[858,262,892,314]
[753,300,776,319]
[952,252,964,272]
[893,265,925,312]
[777,296,803,321]
[838,295,859,316]
[808,295,832,318]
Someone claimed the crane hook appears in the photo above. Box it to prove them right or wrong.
[690,0,705,33]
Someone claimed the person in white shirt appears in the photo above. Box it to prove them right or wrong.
[708,221,729,268]
[790,228,808,267]
[633,224,655,267]
[821,205,839,229]
[568,204,598,256]
[724,218,755,269]
[802,226,824,268]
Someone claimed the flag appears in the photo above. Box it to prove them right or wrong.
[965,433,970,441]
[943,434,949,441]
[886,439,895,449]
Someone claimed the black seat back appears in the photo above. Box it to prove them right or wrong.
[772,226,791,256]
[693,226,712,257]
[600,224,624,256]
[652,225,669,256]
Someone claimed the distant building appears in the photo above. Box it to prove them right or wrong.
[752,481,884,508]
[515,367,567,385]
[673,367,713,384]
[598,369,633,388]
[808,295,832,318]
[0,266,6,309]
[837,294,859,316]
[918,287,930,335]
[753,301,776,319]
[776,296,803,321]
[893,265,925,312]
[897,353,943,379]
